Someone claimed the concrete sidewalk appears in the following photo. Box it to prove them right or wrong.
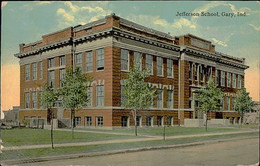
[2,129,258,151]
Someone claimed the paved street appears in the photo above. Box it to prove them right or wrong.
[21,137,258,166]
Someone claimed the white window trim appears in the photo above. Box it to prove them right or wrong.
[85,51,93,73]
[96,48,105,71]
[146,54,153,75]
[121,49,130,72]
[96,85,105,107]
[157,57,164,77]
[167,59,174,78]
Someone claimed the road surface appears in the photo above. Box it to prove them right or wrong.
[21,137,259,166]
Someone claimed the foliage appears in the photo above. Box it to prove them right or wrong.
[40,85,59,109]
[59,66,92,110]
[234,88,254,126]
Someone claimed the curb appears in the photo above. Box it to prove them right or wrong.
[1,136,258,166]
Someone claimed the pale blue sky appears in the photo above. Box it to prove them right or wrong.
[1,1,259,112]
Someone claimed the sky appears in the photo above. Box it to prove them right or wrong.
[1,1,259,117]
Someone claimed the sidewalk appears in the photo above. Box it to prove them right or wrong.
[2,129,258,151]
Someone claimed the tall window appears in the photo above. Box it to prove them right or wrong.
[48,70,55,87]
[86,51,93,72]
[32,63,37,80]
[75,53,82,70]
[97,116,103,127]
[134,52,142,70]
[75,117,81,126]
[146,54,153,75]
[232,74,236,88]
[232,97,236,110]
[48,58,55,68]
[32,91,37,108]
[97,48,104,70]
[238,75,241,89]
[215,70,219,86]
[121,49,129,71]
[167,116,173,126]
[146,116,153,126]
[167,59,173,77]
[60,69,65,87]
[227,72,231,87]
[200,66,204,82]
[85,116,92,126]
[189,63,192,80]
[87,86,93,107]
[221,71,225,87]
[97,85,104,106]
[194,64,198,81]
[206,67,212,81]
[167,90,173,108]
[157,57,163,76]
[25,92,30,108]
[25,64,30,80]
[157,89,163,108]
[39,61,43,79]
[226,96,230,110]
[60,56,66,66]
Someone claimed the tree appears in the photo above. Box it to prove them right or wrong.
[122,61,156,136]
[196,78,223,131]
[234,88,254,127]
[40,85,59,149]
[59,66,92,138]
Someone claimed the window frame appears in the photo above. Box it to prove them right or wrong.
[75,53,82,70]
[87,86,93,107]
[96,48,105,71]
[157,89,163,108]
[85,116,92,126]
[96,85,104,107]
[167,90,173,108]
[156,57,163,77]
[146,54,153,75]
[121,49,129,72]
[32,63,37,80]
[96,116,104,127]
[25,92,30,108]
[25,64,30,81]
[227,72,231,87]
[48,70,55,87]
[134,52,142,71]
[167,59,173,78]
[39,61,43,79]
[48,58,55,68]
[32,91,37,108]
[59,68,66,87]
[59,55,66,66]
[85,51,93,72]
[221,71,225,87]
[232,73,236,88]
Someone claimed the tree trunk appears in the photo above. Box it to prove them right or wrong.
[51,110,54,149]
[134,109,137,136]
[71,109,75,139]
[205,112,208,132]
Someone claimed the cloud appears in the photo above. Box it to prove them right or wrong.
[249,24,260,31]
[212,38,228,47]
[57,8,74,21]
[153,19,168,27]
[192,2,224,18]
[1,1,7,7]
[36,1,52,5]
[228,4,251,14]
[172,18,196,29]
[64,1,78,12]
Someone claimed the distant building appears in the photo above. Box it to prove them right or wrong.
[14,14,248,128]
[3,106,20,126]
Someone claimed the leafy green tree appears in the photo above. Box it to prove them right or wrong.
[122,61,156,136]
[234,88,254,127]
[40,85,59,149]
[59,66,92,138]
[196,78,223,131]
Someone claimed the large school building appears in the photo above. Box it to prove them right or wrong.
[15,14,248,128]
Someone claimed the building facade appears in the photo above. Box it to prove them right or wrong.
[15,14,248,128]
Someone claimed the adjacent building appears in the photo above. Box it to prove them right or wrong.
[15,14,248,128]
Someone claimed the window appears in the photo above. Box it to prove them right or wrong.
[85,116,92,126]
[121,85,126,106]
[189,63,192,80]
[86,51,93,72]
[134,52,142,70]
[200,66,204,82]
[87,86,93,107]
[97,116,103,127]
[97,85,104,106]
[121,49,129,71]
[157,89,163,108]
[48,70,55,87]
[232,97,236,110]
[157,57,163,76]
[121,116,129,127]
[167,90,173,108]
[60,69,65,87]
[227,73,231,87]
[215,70,219,86]
[146,116,153,126]
[48,58,55,68]
[39,61,43,79]
[221,71,225,87]
[232,74,236,88]
[206,67,212,81]
[32,63,37,80]
[97,48,104,70]
[226,96,230,110]
[157,116,163,126]
[167,59,173,77]
[25,92,30,108]
[32,91,37,108]
[136,116,142,126]
[221,97,224,110]
[25,64,30,80]
[75,53,82,70]
[60,56,66,66]
[194,64,198,81]
[167,116,173,126]
[75,117,81,126]
[238,75,241,89]
[146,54,153,75]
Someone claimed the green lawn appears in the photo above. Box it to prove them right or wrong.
[1,128,140,146]
[2,132,258,161]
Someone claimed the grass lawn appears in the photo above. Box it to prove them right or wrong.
[1,128,140,146]
[2,132,258,161]
[76,126,242,136]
